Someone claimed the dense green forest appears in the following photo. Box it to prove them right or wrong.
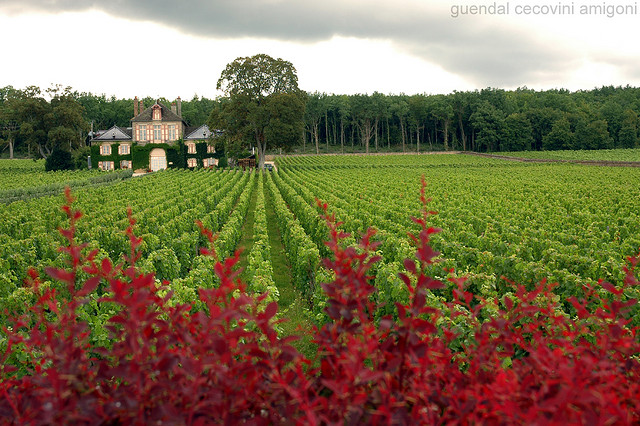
[1,84,639,160]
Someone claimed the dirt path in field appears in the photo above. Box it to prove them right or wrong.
[465,151,640,167]
[264,182,317,358]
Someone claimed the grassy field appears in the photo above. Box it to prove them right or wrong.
[495,148,640,162]
[1,153,639,325]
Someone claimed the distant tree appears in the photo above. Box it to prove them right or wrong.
[13,86,50,158]
[370,92,389,151]
[45,86,89,153]
[526,107,560,151]
[389,96,410,153]
[45,147,73,171]
[181,95,216,126]
[0,86,21,158]
[451,91,472,151]
[543,116,573,151]
[334,95,351,154]
[470,101,505,152]
[503,113,534,151]
[574,114,613,150]
[618,109,639,148]
[600,100,624,146]
[350,94,377,154]
[214,54,304,168]
[264,93,306,154]
[305,93,324,154]
[77,93,134,130]
[407,95,428,152]
[430,94,454,151]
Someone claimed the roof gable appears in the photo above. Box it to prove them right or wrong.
[184,124,213,140]
[132,100,184,124]
[92,125,132,141]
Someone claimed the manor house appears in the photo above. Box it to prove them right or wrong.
[91,97,215,171]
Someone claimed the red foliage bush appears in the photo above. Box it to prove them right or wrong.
[1,184,639,424]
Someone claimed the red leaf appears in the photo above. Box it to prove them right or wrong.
[44,267,75,284]
[504,295,514,311]
[600,281,623,296]
[403,259,417,274]
[101,257,112,276]
[264,301,278,320]
[77,276,101,298]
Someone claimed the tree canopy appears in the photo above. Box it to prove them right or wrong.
[3,82,640,161]
[0,85,88,160]
[211,54,306,168]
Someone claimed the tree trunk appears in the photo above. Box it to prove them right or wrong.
[357,118,374,155]
[351,126,355,149]
[256,131,266,169]
[416,127,420,153]
[400,119,406,153]
[314,122,319,154]
[325,111,329,153]
[38,143,50,159]
[386,117,390,149]
[8,137,14,159]
[459,114,467,151]
[443,120,449,151]
[374,118,379,151]
[340,119,345,154]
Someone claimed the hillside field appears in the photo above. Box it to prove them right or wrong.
[1,152,639,322]
[2,152,640,422]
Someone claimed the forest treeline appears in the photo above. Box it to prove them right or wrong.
[301,86,640,154]
[1,84,639,159]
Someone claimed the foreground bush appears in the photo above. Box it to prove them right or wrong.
[1,185,639,424]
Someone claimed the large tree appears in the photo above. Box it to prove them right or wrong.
[0,86,21,158]
[213,54,305,168]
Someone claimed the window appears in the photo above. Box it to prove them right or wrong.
[100,144,111,155]
[139,125,147,141]
[120,160,131,169]
[187,158,197,168]
[168,125,176,141]
[207,144,215,154]
[154,125,161,141]
[187,142,196,154]
[118,144,130,155]
[204,158,218,167]
[153,108,161,120]
[99,161,114,171]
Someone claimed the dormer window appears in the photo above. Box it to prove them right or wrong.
[152,105,161,120]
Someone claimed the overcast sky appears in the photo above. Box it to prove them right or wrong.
[1,0,639,99]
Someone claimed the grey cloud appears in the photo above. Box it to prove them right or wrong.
[1,0,573,87]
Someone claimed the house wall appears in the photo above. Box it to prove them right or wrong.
[133,121,184,144]
[92,141,224,171]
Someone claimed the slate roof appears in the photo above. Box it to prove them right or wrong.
[92,125,132,142]
[184,124,213,140]
[131,100,185,123]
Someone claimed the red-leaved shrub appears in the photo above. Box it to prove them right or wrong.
[1,184,639,424]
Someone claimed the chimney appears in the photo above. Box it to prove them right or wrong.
[171,102,177,115]
[134,96,139,117]
[177,96,182,117]
[139,100,144,115]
